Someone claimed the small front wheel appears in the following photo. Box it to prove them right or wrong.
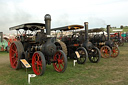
[88,47,101,63]
[76,47,88,64]
[111,46,120,58]
[53,50,67,73]
[32,51,46,76]
[100,46,112,58]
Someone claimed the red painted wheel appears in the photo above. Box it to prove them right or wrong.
[111,46,120,58]
[9,41,24,69]
[53,50,67,73]
[32,51,46,76]
[100,46,112,58]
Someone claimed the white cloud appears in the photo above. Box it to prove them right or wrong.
[0,0,128,33]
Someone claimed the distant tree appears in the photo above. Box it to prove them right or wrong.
[120,25,123,29]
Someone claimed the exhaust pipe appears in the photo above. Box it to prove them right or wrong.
[0,32,3,42]
[107,25,110,41]
[44,14,51,35]
[84,22,89,42]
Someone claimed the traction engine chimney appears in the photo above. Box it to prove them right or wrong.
[0,32,3,42]
[107,25,110,41]
[44,14,51,35]
[84,22,89,42]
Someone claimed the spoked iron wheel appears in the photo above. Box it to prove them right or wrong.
[100,46,112,58]
[76,47,88,64]
[111,46,120,58]
[9,41,24,69]
[53,50,67,73]
[32,51,46,76]
[88,47,101,63]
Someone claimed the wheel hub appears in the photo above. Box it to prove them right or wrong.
[105,50,108,53]
[113,49,116,53]
[57,59,63,64]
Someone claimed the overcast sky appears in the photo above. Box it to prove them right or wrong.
[0,0,128,33]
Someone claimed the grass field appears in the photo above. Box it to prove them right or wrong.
[0,43,128,85]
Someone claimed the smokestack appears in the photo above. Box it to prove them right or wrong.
[0,32,3,42]
[44,14,51,35]
[84,22,89,42]
[107,25,110,41]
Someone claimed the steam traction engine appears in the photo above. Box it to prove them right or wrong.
[110,32,124,46]
[79,22,101,63]
[89,25,120,58]
[52,25,88,64]
[52,22,101,64]
[9,14,67,75]
[105,25,120,58]
[0,32,8,51]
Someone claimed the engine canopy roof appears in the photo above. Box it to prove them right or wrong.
[9,23,45,31]
[51,25,84,31]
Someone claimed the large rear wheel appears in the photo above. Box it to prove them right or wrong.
[32,51,46,76]
[100,46,112,58]
[88,47,101,63]
[54,39,67,56]
[76,47,88,64]
[53,50,67,73]
[9,41,24,69]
